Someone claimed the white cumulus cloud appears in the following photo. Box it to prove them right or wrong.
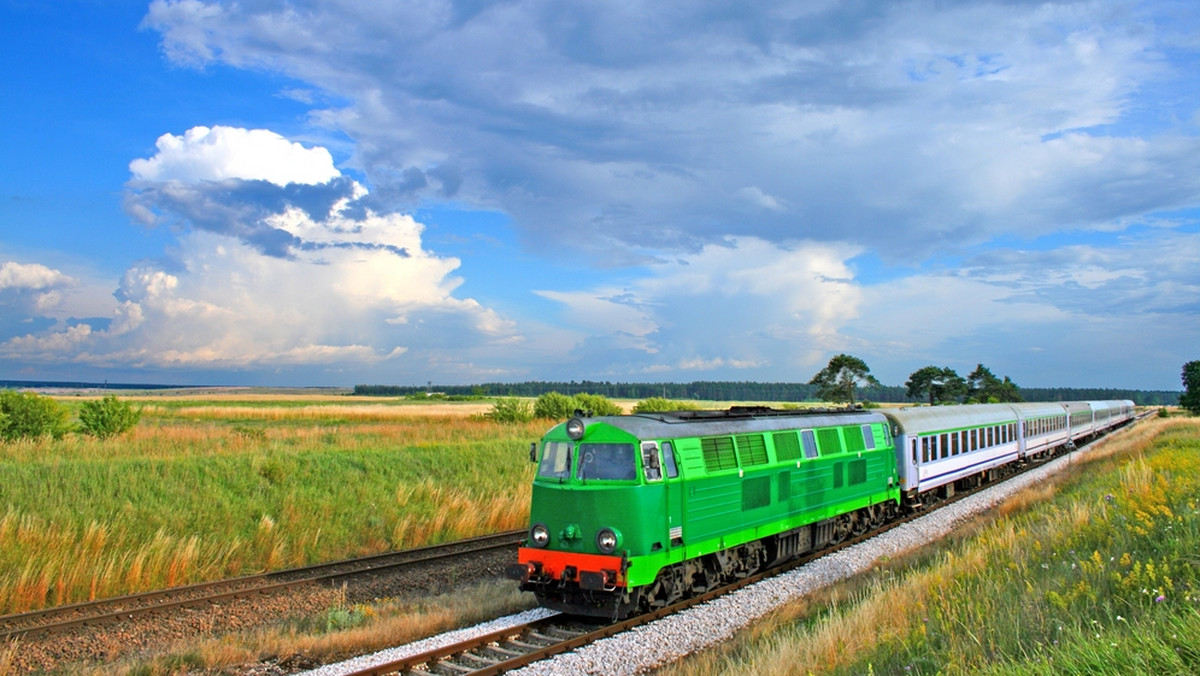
[0,261,72,291]
[536,237,863,377]
[1,126,528,382]
[129,125,340,186]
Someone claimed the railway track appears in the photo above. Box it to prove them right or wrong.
[335,416,1152,676]
[0,529,523,643]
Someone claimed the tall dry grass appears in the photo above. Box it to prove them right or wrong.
[0,399,544,615]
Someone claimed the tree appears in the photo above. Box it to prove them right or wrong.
[574,393,623,416]
[906,366,967,406]
[966,363,1023,403]
[0,390,71,442]
[632,397,699,413]
[534,392,578,420]
[1181,361,1200,416]
[485,398,534,423]
[78,395,142,439]
[809,354,881,406]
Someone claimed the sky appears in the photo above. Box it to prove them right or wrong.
[1,1,1198,391]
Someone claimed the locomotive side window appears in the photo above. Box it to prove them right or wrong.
[662,441,679,479]
[577,443,636,480]
[801,430,819,459]
[538,441,573,479]
[641,442,662,482]
[862,425,876,450]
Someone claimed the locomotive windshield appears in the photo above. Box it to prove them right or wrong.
[537,441,573,479]
[577,443,636,480]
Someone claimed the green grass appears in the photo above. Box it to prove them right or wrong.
[0,401,542,613]
[661,417,1200,676]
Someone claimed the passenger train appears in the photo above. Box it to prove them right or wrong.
[506,399,1136,618]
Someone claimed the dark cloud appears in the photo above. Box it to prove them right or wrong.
[143,0,1199,261]
[123,176,382,258]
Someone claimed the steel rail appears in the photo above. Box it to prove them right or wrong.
[0,529,524,642]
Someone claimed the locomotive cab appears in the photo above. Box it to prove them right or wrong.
[506,414,677,617]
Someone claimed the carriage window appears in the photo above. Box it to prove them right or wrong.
[922,436,931,463]
[538,441,573,479]
[951,432,960,456]
[662,441,679,479]
[578,443,636,480]
[987,427,994,447]
[939,434,949,459]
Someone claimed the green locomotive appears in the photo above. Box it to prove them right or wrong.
[506,407,901,617]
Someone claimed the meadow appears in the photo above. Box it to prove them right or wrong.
[661,415,1200,675]
[0,393,544,614]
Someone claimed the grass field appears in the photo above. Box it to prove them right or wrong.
[660,415,1200,676]
[0,393,545,614]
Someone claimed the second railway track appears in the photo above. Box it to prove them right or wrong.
[0,529,523,643]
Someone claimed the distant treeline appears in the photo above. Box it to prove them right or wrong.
[354,381,1180,406]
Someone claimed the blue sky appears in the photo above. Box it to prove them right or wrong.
[2,1,1198,390]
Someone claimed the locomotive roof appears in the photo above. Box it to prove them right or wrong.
[578,406,887,440]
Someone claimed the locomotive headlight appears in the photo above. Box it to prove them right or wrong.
[530,523,550,548]
[596,527,619,554]
[566,417,585,440]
